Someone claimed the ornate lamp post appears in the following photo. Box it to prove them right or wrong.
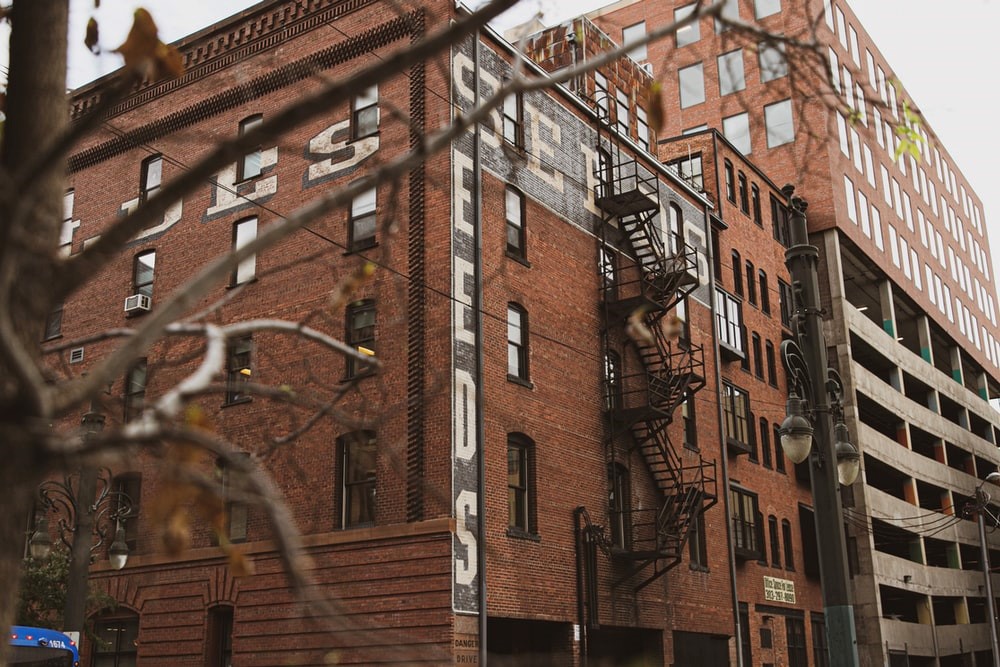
[28,405,133,635]
[777,187,861,667]
[968,472,1000,667]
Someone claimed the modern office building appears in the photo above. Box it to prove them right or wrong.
[571,0,1000,664]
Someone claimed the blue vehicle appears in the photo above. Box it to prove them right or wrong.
[9,626,78,666]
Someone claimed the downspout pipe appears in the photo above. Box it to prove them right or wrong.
[710,133,744,667]
[472,29,488,667]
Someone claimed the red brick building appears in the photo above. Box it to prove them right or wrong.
[42,0,809,665]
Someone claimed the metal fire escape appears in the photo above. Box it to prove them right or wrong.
[579,97,717,597]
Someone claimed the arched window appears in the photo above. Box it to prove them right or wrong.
[608,463,632,549]
[206,606,234,667]
[769,515,781,567]
[507,303,529,382]
[92,612,139,667]
[508,433,535,533]
[759,269,770,314]
[782,519,795,570]
[760,418,772,468]
[731,250,743,296]
[746,261,757,306]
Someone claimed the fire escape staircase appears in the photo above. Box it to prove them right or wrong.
[594,152,718,592]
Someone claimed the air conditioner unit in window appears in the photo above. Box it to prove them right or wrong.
[124,294,152,314]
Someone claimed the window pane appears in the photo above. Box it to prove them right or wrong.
[759,42,787,82]
[234,217,258,284]
[623,22,647,60]
[754,0,780,18]
[718,50,745,95]
[675,4,700,46]
[144,157,162,191]
[723,113,751,154]
[764,100,794,148]
[679,62,705,108]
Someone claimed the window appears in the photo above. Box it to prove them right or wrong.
[738,172,749,214]
[608,463,632,549]
[238,114,263,181]
[349,187,377,251]
[93,614,139,667]
[44,303,63,340]
[206,607,234,667]
[346,299,376,378]
[124,359,147,422]
[112,474,140,551]
[232,217,258,285]
[636,107,650,151]
[689,507,708,567]
[225,336,252,404]
[739,603,753,666]
[731,250,743,295]
[778,279,793,328]
[723,112,751,154]
[502,89,523,147]
[774,424,786,473]
[811,614,829,667]
[505,187,526,260]
[682,392,697,450]
[724,160,735,203]
[670,154,703,191]
[769,515,781,566]
[622,21,647,60]
[507,303,529,382]
[616,89,629,136]
[759,270,770,314]
[782,519,794,570]
[764,100,794,148]
[766,341,777,386]
[760,418,772,468]
[508,434,535,533]
[132,250,155,298]
[340,431,376,528]
[675,4,700,47]
[352,85,379,140]
[668,204,684,255]
[722,382,751,452]
[755,0,780,18]
[751,185,762,225]
[715,0,739,32]
[730,485,761,559]
[771,195,790,247]
[718,50,746,95]
[216,454,249,542]
[758,41,788,81]
[604,351,622,411]
[599,245,617,297]
[716,288,745,356]
[746,261,757,306]
[679,63,705,108]
[752,333,763,378]
[60,189,75,256]
[139,155,162,202]
[786,616,808,667]
[595,72,610,121]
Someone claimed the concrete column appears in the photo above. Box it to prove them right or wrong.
[950,346,964,385]
[927,389,940,414]
[917,315,934,365]
[897,421,911,449]
[933,439,946,465]
[903,478,919,505]
[917,595,933,625]
[879,280,897,338]
[955,598,970,625]
[977,371,990,402]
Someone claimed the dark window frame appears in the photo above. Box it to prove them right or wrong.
[225,336,252,405]
[507,433,537,535]
[778,279,794,329]
[759,269,771,314]
[507,302,530,383]
[738,171,749,214]
[760,417,772,468]
[348,186,377,252]
[502,88,524,148]
[746,261,757,306]
[786,616,808,667]
[339,430,377,529]
[766,340,778,386]
[216,454,249,543]
[237,114,263,182]
[752,332,764,379]
[731,250,743,296]
[783,518,795,570]
[92,614,139,667]
[132,250,155,300]
[112,474,141,552]
[608,462,632,549]
[124,358,147,422]
[730,484,762,560]
[722,382,752,454]
[751,184,762,225]
[689,506,709,569]
[774,424,787,473]
[351,85,379,140]
[346,299,376,379]
[206,606,234,667]
[231,217,258,286]
[505,186,526,260]
[724,159,736,202]
[139,154,162,203]
[769,514,781,567]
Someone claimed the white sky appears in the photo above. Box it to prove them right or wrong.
[40,0,1000,280]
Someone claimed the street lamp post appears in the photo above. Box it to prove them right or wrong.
[28,405,133,635]
[971,472,1000,667]
[777,187,861,667]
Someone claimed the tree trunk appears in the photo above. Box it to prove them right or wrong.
[0,1,70,663]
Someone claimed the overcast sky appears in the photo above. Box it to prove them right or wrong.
[49,0,1000,277]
